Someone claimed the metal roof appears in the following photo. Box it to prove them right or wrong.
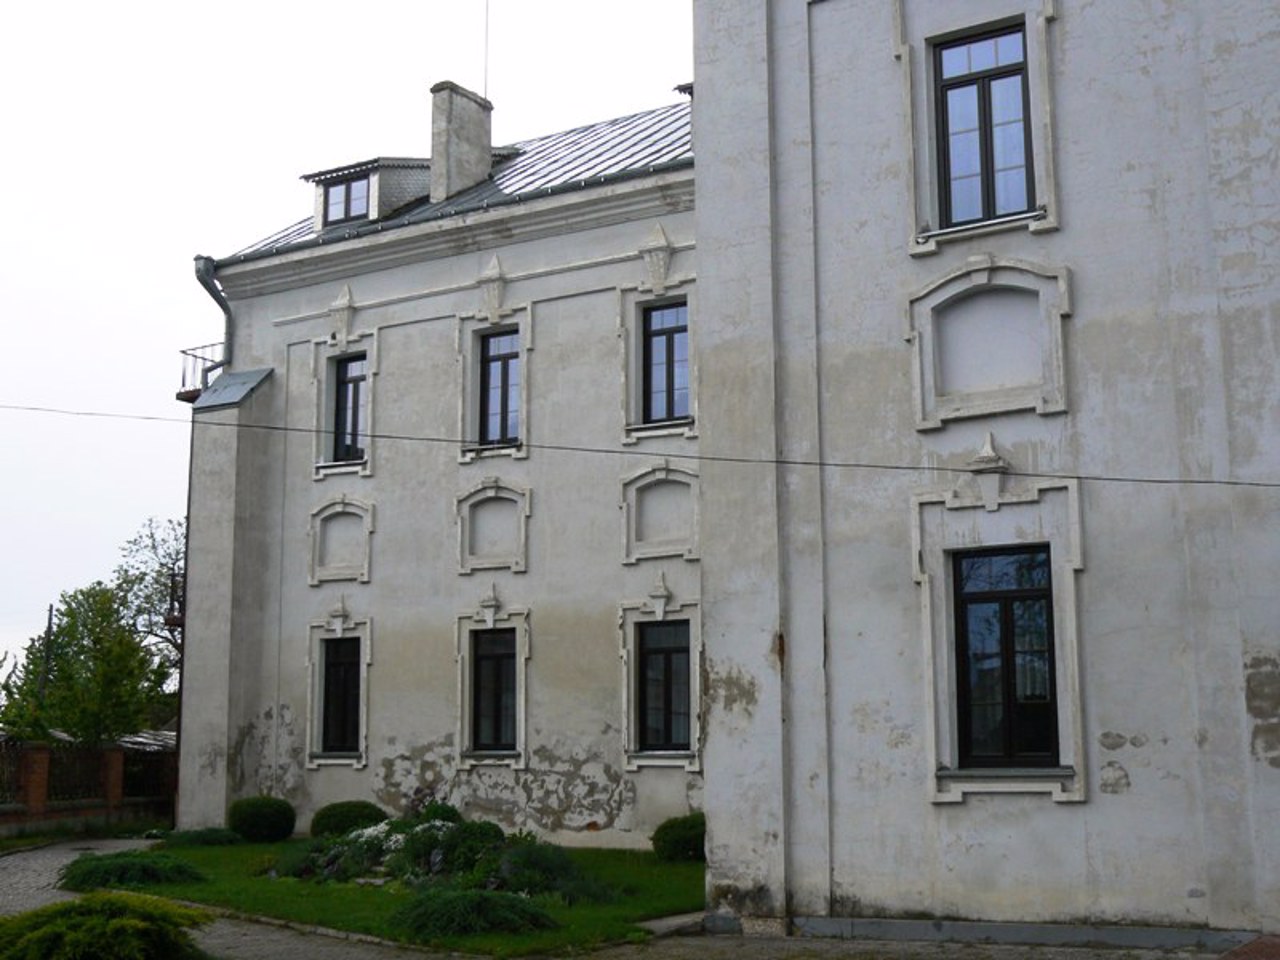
[226,100,693,263]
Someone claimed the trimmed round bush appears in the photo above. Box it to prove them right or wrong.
[228,795,296,842]
[651,811,706,862]
[310,800,387,837]
[0,891,211,959]
[391,889,557,939]
[58,851,206,892]
[498,841,614,904]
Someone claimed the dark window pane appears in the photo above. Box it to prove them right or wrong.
[473,630,516,751]
[954,546,1056,767]
[322,637,360,753]
[637,621,691,751]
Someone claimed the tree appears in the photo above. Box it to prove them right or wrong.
[0,583,167,744]
[113,517,185,686]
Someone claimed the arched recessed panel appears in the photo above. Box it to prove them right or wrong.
[936,288,1041,396]
[471,497,520,560]
[908,257,1071,429]
[636,479,693,545]
[456,479,530,574]
[309,497,374,585]
[622,463,699,564]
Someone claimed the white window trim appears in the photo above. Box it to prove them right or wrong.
[619,574,701,771]
[620,461,700,565]
[911,440,1084,803]
[312,286,377,479]
[618,283,698,445]
[455,585,530,769]
[308,496,375,585]
[457,263,530,463]
[456,478,531,575]
[907,255,1071,430]
[895,0,1062,257]
[306,602,371,769]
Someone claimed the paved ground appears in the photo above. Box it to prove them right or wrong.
[0,839,1263,960]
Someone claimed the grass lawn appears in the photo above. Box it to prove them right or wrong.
[145,842,705,956]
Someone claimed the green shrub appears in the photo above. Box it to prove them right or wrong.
[0,892,211,959]
[383,821,453,879]
[498,841,615,904]
[439,819,505,875]
[271,838,330,879]
[310,800,387,837]
[651,811,706,862]
[391,889,557,938]
[416,800,463,824]
[228,795,296,842]
[161,828,242,847]
[58,851,206,892]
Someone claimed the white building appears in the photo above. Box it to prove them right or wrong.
[182,0,1280,939]
[693,0,1279,936]
[179,82,702,845]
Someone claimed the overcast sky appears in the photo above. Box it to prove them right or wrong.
[0,0,693,667]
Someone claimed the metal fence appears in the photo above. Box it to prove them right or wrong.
[122,750,173,799]
[0,740,19,803]
[46,743,103,802]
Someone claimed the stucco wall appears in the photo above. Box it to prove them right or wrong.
[180,177,702,846]
[694,0,1278,932]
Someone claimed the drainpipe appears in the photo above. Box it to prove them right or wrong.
[193,255,232,385]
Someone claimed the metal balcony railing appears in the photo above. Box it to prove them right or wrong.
[177,342,225,402]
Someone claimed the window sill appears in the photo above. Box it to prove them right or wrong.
[625,749,700,773]
[314,458,370,480]
[622,418,697,445]
[910,208,1056,257]
[932,765,1081,804]
[459,442,526,464]
[460,750,522,769]
[306,752,365,769]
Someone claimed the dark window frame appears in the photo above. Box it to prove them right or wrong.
[321,636,360,755]
[953,544,1058,768]
[324,177,370,225]
[935,24,1035,229]
[333,353,367,462]
[637,620,691,752]
[478,330,521,447]
[472,629,517,752]
[641,301,690,425]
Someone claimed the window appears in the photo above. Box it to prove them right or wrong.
[324,177,369,225]
[321,636,361,754]
[936,26,1033,228]
[478,331,520,446]
[642,302,689,424]
[333,354,368,462]
[472,629,516,752]
[953,546,1057,767]
[637,620,691,751]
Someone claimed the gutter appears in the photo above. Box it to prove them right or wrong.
[193,255,232,383]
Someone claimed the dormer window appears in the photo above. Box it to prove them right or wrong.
[325,177,369,225]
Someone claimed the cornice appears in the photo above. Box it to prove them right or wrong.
[215,172,695,300]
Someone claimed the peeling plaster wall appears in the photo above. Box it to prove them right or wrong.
[694,0,1278,933]
[181,175,701,845]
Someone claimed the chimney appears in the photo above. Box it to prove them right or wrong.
[430,81,493,203]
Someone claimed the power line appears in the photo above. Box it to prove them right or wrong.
[2,401,1277,491]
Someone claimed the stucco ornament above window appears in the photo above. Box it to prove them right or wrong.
[907,255,1071,430]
